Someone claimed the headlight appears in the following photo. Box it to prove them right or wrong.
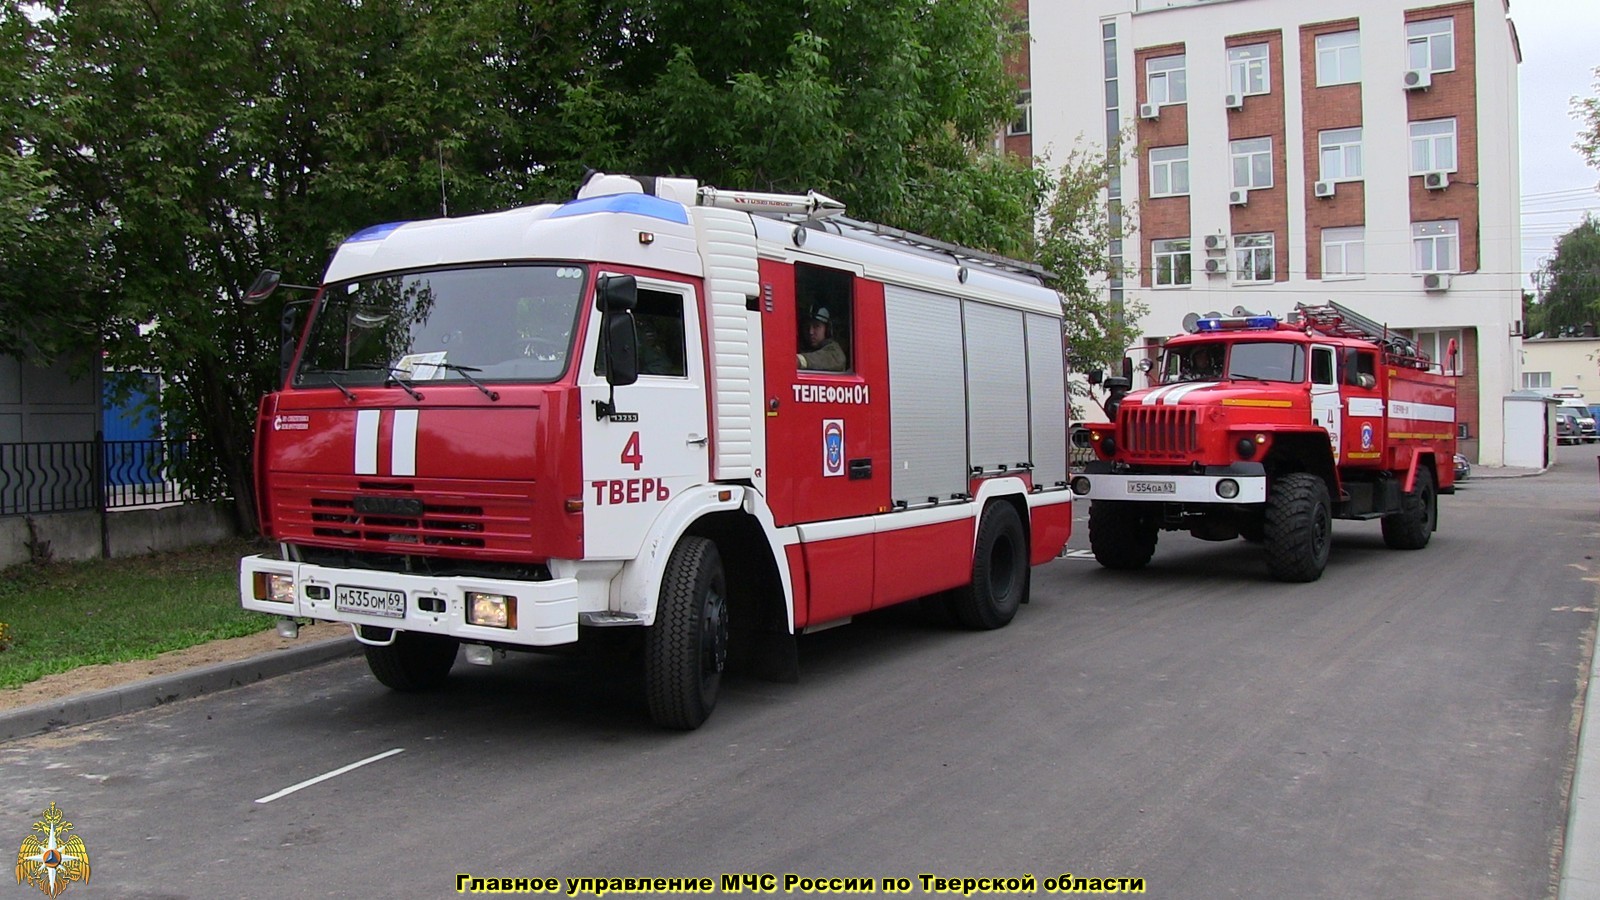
[1071,476,1092,496]
[466,591,518,629]
[253,572,296,604]
[1216,479,1241,499]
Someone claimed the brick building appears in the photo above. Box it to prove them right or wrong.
[1017,0,1522,464]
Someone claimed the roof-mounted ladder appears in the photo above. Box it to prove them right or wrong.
[1293,301,1430,368]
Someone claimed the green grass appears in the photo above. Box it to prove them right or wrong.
[0,537,276,690]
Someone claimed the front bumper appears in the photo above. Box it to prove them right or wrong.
[1071,472,1267,504]
[240,555,585,646]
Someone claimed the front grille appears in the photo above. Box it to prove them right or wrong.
[269,474,536,558]
[307,496,488,547]
[1121,406,1199,455]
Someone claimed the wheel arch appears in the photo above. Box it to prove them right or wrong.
[1263,432,1338,498]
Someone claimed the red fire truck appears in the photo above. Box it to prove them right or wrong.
[240,173,1073,729]
[1071,301,1457,582]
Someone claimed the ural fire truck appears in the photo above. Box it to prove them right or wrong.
[1071,302,1457,582]
[240,173,1074,729]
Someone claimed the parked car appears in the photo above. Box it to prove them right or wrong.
[1453,453,1471,480]
[1555,409,1581,445]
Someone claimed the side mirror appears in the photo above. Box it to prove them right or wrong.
[596,274,638,313]
[601,311,638,388]
[1086,369,1103,386]
[244,270,283,305]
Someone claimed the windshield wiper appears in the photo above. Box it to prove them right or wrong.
[298,368,357,401]
[354,366,425,401]
[1228,373,1267,382]
[437,363,500,401]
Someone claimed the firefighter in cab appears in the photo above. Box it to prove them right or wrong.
[797,307,846,371]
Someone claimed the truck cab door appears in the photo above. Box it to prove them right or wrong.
[579,278,710,560]
[1310,344,1341,463]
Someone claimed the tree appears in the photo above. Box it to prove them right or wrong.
[3,0,1060,530]
[1536,216,1600,335]
[1035,143,1144,417]
[1576,67,1600,176]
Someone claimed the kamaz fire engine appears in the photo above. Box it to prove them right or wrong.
[1070,301,1457,582]
[239,173,1073,729]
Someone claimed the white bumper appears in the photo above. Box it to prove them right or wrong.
[1073,473,1267,504]
[240,555,587,646]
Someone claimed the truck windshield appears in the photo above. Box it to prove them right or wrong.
[1162,340,1305,385]
[294,264,588,387]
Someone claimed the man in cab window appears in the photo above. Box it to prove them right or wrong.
[797,307,846,372]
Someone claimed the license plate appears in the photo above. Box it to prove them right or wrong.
[335,585,406,618]
[1127,480,1176,495]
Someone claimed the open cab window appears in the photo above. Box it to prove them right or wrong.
[794,263,853,373]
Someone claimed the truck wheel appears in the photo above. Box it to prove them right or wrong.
[645,536,728,730]
[1263,473,1332,582]
[1381,466,1435,550]
[949,501,1027,630]
[364,631,458,692]
[1088,500,1158,570]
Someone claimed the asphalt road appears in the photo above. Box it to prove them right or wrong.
[2,447,1597,899]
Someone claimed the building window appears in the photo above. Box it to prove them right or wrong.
[1318,127,1364,182]
[1149,146,1190,197]
[1153,238,1192,288]
[1406,18,1455,74]
[1322,226,1366,280]
[1008,90,1031,137]
[1523,371,1552,390]
[1227,44,1270,96]
[1410,118,1458,174]
[1230,137,1273,190]
[1147,54,1187,105]
[1412,221,1459,274]
[1316,31,1361,86]
[1233,233,1275,283]
[1410,329,1464,375]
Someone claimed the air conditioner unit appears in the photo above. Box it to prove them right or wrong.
[1203,233,1229,252]
[1228,188,1249,206]
[1403,68,1432,91]
[1423,272,1453,292]
[1423,170,1450,190]
[1139,102,1161,120]
[1313,180,1335,198]
[1224,93,1244,110]
[1204,258,1229,275]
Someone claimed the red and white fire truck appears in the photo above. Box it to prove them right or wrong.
[1071,301,1457,582]
[239,173,1073,729]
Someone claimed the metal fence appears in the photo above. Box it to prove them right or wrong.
[0,437,199,517]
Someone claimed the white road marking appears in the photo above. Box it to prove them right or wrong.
[254,748,405,804]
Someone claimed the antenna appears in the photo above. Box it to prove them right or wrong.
[438,142,448,217]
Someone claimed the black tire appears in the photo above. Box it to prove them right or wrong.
[1088,500,1159,570]
[363,631,458,692]
[1381,466,1436,550]
[645,536,728,730]
[1263,473,1332,582]
[949,501,1028,630]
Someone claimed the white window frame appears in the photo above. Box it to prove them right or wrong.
[1153,238,1192,288]
[1523,371,1552,390]
[1149,146,1190,198]
[1318,127,1363,183]
[1406,18,1455,74]
[1233,233,1275,284]
[1410,328,1464,375]
[1321,226,1365,281]
[1230,137,1273,190]
[1412,220,1459,274]
[1316,31,1361,86]
[1008,90,1031,137]
[1147,54,1187,106]
[1409,118,1458,174]
[1227,44,1270,97]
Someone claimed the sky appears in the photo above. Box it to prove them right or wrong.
[1515,0,1600,291]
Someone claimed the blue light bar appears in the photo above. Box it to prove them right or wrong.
[1195,315,1277,332]
[344,221,409,244]
[550,193,690,225]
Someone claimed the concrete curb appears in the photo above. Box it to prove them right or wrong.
[0,636,363,744]
[1560,617,1600,899]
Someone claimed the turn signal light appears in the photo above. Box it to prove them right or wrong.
[253,572,295,604]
